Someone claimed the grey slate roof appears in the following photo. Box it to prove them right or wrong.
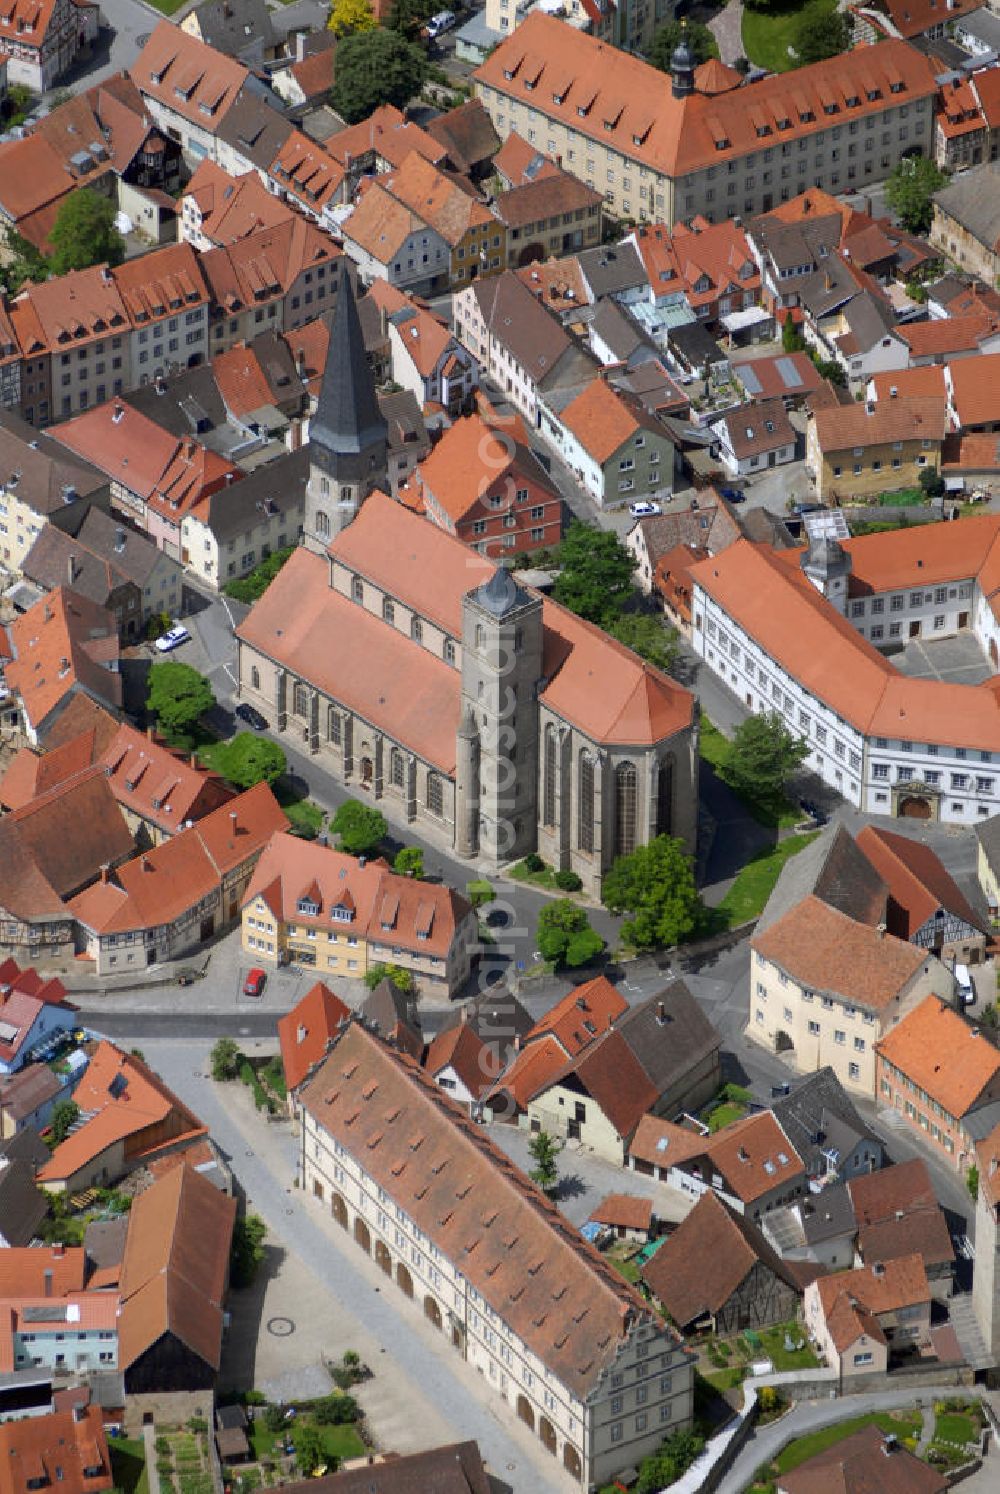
[0,411,107,516]
[576,243,646,301]
[770,1067,885,1178]
[437,984,535,1068]
[933,161,1000,254]
[669,319,726,370]
[755,823,888,935]
[310,268,388,459]
[615,981,721,1096]
[23,509,176,607]
[0,1152,47,1244]
[189,0,277,62]
[217,90,294,172]
[122,364,230,438]
[196,446,307,544]
[84,1214,128,1270]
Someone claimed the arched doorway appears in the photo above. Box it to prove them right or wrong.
[354,1218,371,1254]
[360,756,373,788]
[331,1193,348,1230]
[516,1395,534,1431]
[424,1295,442,1329]
[374,1240,392,1276]
[539,1417,557,1456]
[563,1445,582,1480]
[899,795,932,820]
[396,1262,414,1299]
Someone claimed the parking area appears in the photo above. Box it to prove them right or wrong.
[889,631,994,686]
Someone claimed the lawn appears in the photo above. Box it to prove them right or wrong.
[508,858,560,890]
[699,718,801,830]
[933,1406,980,1446]
[110,1439,148,1494]
[742,0,836,73]
[318,1425,366,1462]
[773,1410,922,1475]
[878,488,927,507]
[702,1364,745,1392]
[144,0,187,12]
[704,1082,752,1132]
[711,832,819,930]
[756,1322,818,1372]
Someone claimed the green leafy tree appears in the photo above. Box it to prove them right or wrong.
[792,4,850,65]
[552,521,637,626]
[292,1423,325,1476]
[388,0,437,33]
[885,154,947,235]
[648,19,719,70]
[215,733,286,789]
[636,1428,707,1493]
[607,613,679,674]
[726,711,809,806]
[230,1213,267,1288]
[919,466,945,498]
[147,662,216,737]
[224,547,295,603]
[363,962,415,994]
[210,1037,241,1081]
[332,798,387,856]
[49,1099,79,1147]
[3,226,49,293]
[602,835,702,950]
[331,29,428,124]
[328,0,376,33]
[48,189,124,276]
[528,1130,563,1195]
[393,846,424,878]
[312,1394,359,1425]
[812,355,847,387]
[781,313,806,354]
[967,1164,980,1203]
[536,899,605,968]
[263,1404,286,1436]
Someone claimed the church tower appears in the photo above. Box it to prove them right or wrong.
[304,268,388,553]
[460,568,543,866]
[800,536,852,615]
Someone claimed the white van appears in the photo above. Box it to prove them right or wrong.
[426,10,457,37]
[955,962,975,1006]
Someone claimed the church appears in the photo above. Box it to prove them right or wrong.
[235,271,698,895]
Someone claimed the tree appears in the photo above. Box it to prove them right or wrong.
[230,1213,267,1288]
[147,662,216,737]
[211,1037,241,1081]
[781,313,806,354]
[636,1428,707,1494]
[536,899,605,968]
[292,1423,325,1476]
[3,226,49,293]
[601,835,702,950]
[528,1130,563,1195]
[224,546,295,603]
[792,4,850,66]
[812,355,847,388]
[328,0,376,34]
[967,1164,980,1203]
[552,521,637,626]
[393,846,424,878]
[727,712,809,806]
[48,189,124,277]
[215,733,286,789]
[647,19,719,70]
[363,962,415,994]
[332,798,387,856]
[331,29,428,125]
[607,613,679,674]
[49,1099,79,1147]
[919,466,945,498]
[885,154,947,236]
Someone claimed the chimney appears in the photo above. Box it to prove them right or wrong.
[43,1269,53,1297]
[876,921,886,939]
[295,29,307,61]
[225,472,234,485]
[100,864,111,885]
[140,855,152,871]
[460,1004,469,1025]
[67,553,76,585]
[358,855,367,868]
[190,752,198,768]
[889,385,898,399]
[51,1244,64,1259]
[297,1023,307,1043]
[295,347,306,377]
[147,724,154,741]
[656,1000,667,1024]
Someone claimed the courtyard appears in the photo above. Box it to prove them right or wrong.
[885,630,994,686]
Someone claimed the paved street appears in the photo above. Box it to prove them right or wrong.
[137,1041,573,1494]
[55,0,159,97]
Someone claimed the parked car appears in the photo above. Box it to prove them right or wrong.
[155,624,191,653]
[425,9,456,36]
[720,486,746,504]
[236,703,269,731]
[629,500,662,519]
[243,968,267,998]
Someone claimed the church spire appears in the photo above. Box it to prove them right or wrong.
[303,267,388,552]
[310,266,387,460]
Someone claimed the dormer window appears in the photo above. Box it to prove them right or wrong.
[330,904,353,923]
[297,897,320,917]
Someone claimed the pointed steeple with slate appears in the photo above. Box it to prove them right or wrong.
[304,267,388,551]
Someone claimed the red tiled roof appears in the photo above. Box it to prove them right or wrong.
[131,20,247,134]
[855,825,987,940]
[876,995,1000,1120]
[278,981,351,1094]
[587,1193,653,1231]
[0,1405,112,1494]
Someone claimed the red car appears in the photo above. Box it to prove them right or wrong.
[243,967,266,998]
